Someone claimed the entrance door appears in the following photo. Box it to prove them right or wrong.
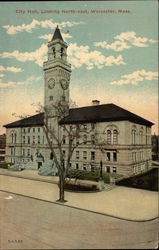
[38,162,42,169]
[106,166,110,173]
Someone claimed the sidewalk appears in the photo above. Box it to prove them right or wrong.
[0,169,158,221]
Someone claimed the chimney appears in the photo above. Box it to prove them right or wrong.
[92,100,100,106]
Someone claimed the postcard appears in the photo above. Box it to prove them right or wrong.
[0,1,158,249]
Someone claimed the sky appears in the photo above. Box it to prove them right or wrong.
[0,1,158,134]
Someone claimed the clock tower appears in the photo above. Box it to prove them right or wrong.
[43,26,71,118]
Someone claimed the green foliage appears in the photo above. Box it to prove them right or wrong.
[66,169,122,183]
[117,168,158,191]
[0,163,9,169]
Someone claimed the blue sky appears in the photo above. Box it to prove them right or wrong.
[0,1,158,134]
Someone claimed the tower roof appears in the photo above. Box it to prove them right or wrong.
[52,25,64,41]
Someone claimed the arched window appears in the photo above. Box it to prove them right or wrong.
[11,133,14,143]
[14,133,17,143]
[91,134,95,145]
[61,47,64,58]
[113,130,118,144]
[53,47,56,59]
[139,128,143,144]
[83,134,87,144]
[132,128,136,144]
[50,152,53,160]
[107,130,111,144]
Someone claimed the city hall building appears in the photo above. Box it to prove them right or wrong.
[4,27,153,176]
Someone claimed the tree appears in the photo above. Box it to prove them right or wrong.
[42,100,94,202]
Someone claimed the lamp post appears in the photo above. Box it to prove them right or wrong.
[100,160,103,180]
[98,160,104,190]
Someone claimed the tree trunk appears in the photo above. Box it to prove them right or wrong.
[57,173,66,202]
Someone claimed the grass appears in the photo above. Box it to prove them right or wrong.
[116,168,158,191]
[66,169,122,184]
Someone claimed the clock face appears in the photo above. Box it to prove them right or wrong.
[60,78,69,90]
[48,78,55,89]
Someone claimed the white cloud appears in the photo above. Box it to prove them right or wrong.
[94,31,157,52]
[0,42,125,69]
[110,70,158,85]
[3,19,84,35]
[39,32,72,41]
[0,44,48,67]
[0,65,23,73]
[68,43,125,69]
[0,76,42,89]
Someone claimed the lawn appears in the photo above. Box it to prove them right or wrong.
[116,168,158,191]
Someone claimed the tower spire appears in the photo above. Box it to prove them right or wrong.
[52,25,63,41]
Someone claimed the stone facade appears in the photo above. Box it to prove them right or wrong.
[4,27,153,176]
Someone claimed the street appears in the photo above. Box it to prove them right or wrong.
[0,191,158,249]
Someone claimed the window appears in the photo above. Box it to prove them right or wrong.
[91,134,95,145]
[91,151,95,161]
[132,152,137,162]
[113,167,117,173]
[33,136,35,144]
[53,47,56,58]
[76,163,79,170]
[38,128,40,133]
[28,136,30,144]
[38,136,40,144]
[139,129,143,144]
[106,166,110,173]
[132,129,136,144]
[106,152,110,161]
[83,134,87,144]
[22,149,25,156]
[28,128,30,133]
[11,148,13,155]
[69,162,72,167]
[83,151,87,160]
[27,149,30,157]
[113,130,118,144]
[83,164,87,171]
[23,128,26,133]
[76,151,79,160]
[62,135,66,144]
[33,128,35,133]
[11,133,14,143]
[91,123,95,130]
[61,47,64,58]
[113,152,117,162]
[76,137,79,146]
[63,150,66,158]
[91,165,95,172]
[23,136,25,144]
[50,152,53,160]
[107,130,111,144]
[50,96,53,101]
[14,134,17,143]
[83,124,87,131]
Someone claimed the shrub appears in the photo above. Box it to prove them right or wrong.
[66,169,122,184]
[0,163,10,169]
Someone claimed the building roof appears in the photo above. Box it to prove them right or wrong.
[51,25,63,41]
[4,103,153,128]
[4,113,44,128]
[60,103,153,126]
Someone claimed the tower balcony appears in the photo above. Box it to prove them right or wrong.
[43,59,71,71]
